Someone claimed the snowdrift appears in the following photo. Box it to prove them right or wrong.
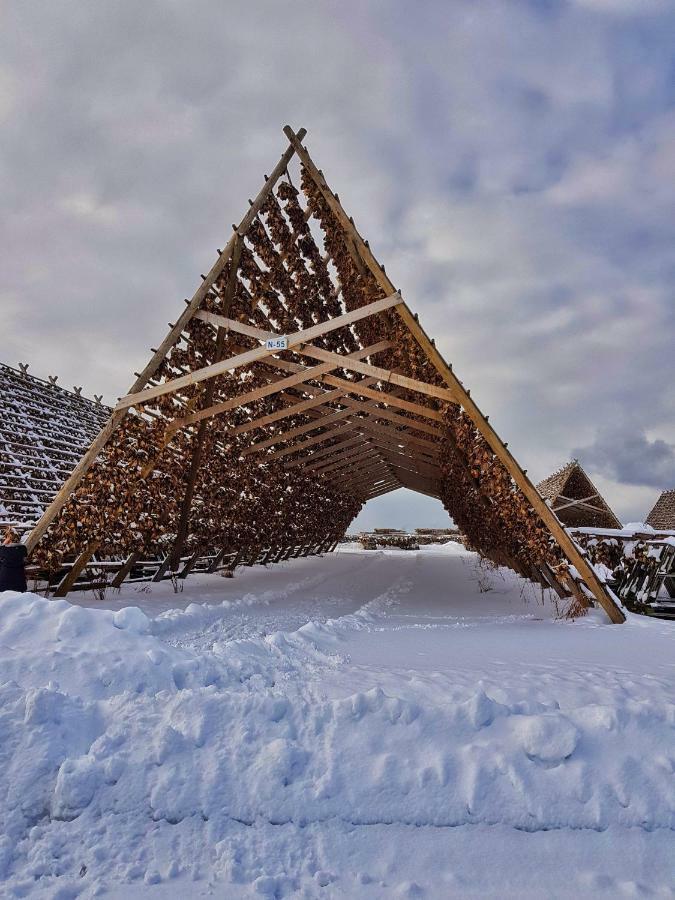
[1,586,674,896]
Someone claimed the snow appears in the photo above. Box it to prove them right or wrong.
[574,523,675,538]
[1,544,675,897]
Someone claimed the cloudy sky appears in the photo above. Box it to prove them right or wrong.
[2,0,674,529]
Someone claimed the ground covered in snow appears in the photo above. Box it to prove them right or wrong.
[1,544,675,897]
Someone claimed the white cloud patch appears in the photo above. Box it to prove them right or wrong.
[574,428,675,490]
[1,0,674,523]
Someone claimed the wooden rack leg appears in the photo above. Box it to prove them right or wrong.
[178,551,200,579]
[54,541,100,597]
[207,548,227,573]
[152,554,173,582]
[111,551,141,588]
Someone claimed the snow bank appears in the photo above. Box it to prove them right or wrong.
[1,586,675,896]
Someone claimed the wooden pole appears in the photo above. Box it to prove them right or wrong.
[111,551,141,589]
[168,235,243,569]
[207,548,227,573]
[116,292,402,411]
[53,541,100,597]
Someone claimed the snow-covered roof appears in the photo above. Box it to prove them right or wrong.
[536,460,621,530]
[0,364,110,534]
[645,489,675,530]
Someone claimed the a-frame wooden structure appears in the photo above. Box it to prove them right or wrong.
[537,461,622,530]
[27,127,625,622]
[645,489,675,531]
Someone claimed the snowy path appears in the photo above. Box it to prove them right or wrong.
[2,545,675,897]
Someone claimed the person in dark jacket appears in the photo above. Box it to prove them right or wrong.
[0,528,28,593]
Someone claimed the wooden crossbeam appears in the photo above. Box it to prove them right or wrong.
[283,420,439,470]
[207,313,443,422]
[339,468,401,498]
[370,473,404,488]
[330,463,392,486]
[259,413,439,464]
[390,472,440,491]
[179,360,359,430]
[343,445,437,494]
[264,422,360,460]
[385,463,440,489]
[231,385,347,435]
[367,435,440,465]
[205,312,456,406]
[283,428,440,481]
[363,474,400,490]
[553,493,601,513]
[240,382,440,455]
[284,125,625,624]
[318,372,443,422]
[115,292,402,411]
[296,345,457,404]
[222,346,442,441]
[336,465,394,486]
[388,475,440,500]
[283,433,368,469]
[355,426,439,461]
[294,440,376,474]
[339,399,442,438]
[339,413,440,458]
[245,397,439,456]
[241,406,360,455]
[331,469,395,494]
[364,484,400,500]
[278,420,439,477]
[177,341,394,429]
[229,355,441,428]
[370,447,441,480]
[326,460,391,486]
[333,447,392,477]
[239,336,444,430]
[308,446,381,476]
[301,441,381,473]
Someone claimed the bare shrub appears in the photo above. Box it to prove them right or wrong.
[169,572,184,594]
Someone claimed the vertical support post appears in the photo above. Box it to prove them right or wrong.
[169,236,244,569]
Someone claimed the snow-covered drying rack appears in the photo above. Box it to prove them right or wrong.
[21,127,625,621]
[537,460,622,530]
[572,525,675,615]
[0,364,109,534]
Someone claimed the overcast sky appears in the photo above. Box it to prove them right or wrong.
[2,1,674,529]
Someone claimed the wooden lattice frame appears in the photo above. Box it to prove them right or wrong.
[26,126,625,622]
[537,461,622,530]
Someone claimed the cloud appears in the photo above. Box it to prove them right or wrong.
[1,0,674,524]
[574,428,675,490]
[571,0,668,15]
